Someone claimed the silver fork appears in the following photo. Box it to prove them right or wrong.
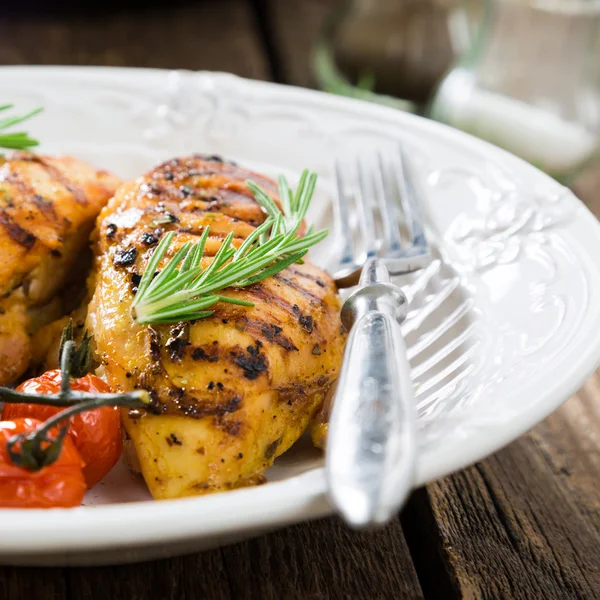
[327,147,432,528]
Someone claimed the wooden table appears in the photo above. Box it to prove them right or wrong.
[1,2,599,598]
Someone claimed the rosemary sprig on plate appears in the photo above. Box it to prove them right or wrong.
[0,104,43,151]
[132,169,327,325]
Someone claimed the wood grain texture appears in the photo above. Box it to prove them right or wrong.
[0,566,67,600]
[403,382,600,600]
[0,0,268,79]
[63,518,422,600]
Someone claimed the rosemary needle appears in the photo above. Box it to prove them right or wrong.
[0,105,42,152]
[132,169,327,325]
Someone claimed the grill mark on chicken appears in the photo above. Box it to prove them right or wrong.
[238,283,325,342]
[193,153,234,164]
[0,212,36,249]
[176,226,246,242]
[88,155,345,497]
[154,159,231,181]
[1,173,62,227]
[190,346,220,362]
[159,191,265,225]
[229,341,268,380]
[264,437,282,459]
[156,388,242,418]
[31,194,60,222]
[165,323,190,362]
[20,154,89,206]
[293,304,315,334]
[287,267,327,288]
[149,327,162,363]
[153,157,277,200]
[277,377,332,406]
[273,273,323,304]
[224,315,299,352]
[241,282,302,320]
[0,153,121,386]
[184,199,237,217]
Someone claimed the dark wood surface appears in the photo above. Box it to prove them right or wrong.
[1,1,599,599]
[402,381,600,600]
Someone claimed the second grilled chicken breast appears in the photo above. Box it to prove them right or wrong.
[87,155,344,499]
[0,151,120,384]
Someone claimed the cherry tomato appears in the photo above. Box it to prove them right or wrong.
[2,370,122,488]
[0,418,86,508]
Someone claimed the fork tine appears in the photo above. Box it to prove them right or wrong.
[334,159,356,267]
[356,158,378,259]
[332,148,431,286]
[393,145,429,251]
[377,151,404,255]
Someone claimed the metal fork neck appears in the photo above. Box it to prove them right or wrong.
[359,258,390,286]
[341,281,409,332]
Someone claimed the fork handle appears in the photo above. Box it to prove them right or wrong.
[326,282,417,528]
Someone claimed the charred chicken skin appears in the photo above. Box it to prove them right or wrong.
[0,151,120,385]
[87,155,344,499]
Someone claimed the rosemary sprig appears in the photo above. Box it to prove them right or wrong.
[132,169,327,325]
[0,105,42,152]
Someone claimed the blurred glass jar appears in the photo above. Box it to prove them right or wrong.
[430,0,600,180]
[314,0,479,113]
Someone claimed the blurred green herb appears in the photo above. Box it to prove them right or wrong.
[0,105,43,152]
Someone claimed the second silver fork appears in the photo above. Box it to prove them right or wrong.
[327,148,432,528]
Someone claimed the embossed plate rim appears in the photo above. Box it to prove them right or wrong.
[1,66,600,564]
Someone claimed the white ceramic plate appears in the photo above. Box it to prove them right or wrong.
[1,66,600,566]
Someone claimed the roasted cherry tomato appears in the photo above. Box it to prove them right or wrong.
[0,417,86,508]
[2,370,122,488]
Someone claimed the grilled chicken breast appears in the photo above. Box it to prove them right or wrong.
[0,151,120,384]
[87,155,344,499]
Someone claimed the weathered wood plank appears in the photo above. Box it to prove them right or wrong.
[403,380,600,600]
[64,518,423,600]
[0,566,67,600]
[221,517,423,600]
[0,1,268,79]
